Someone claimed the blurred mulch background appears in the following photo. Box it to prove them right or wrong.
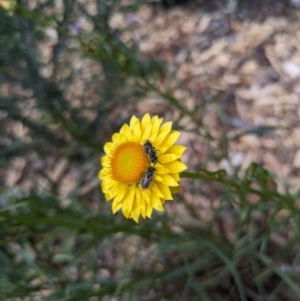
[3,0,300,201]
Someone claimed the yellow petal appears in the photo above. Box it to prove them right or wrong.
[103,142,114,154]
[142,190,151,204]
[170,186,180,194]
[104,191,114,201]
[132,187,143,221]
[149,117,163,141]
[155,164,169,174]
[120,123,134,140]
[98,169,107,179]
[145,203,153,218]
[150,115,159,123]
[140,202,146,219]
[154,174,164,182]
[141,113,151,126]
[122,188,135,218]
[150,182,164,198]
[104,183,125,200]
[167,145,186,156]
[158,121,173,134]
[141,128,151,142]
[159,154,181,163]
[112,192,125,213]
[101,156,109,166]
[157,174,179,187]
[130,115,139,128]
[131,118,142,139]
[141,114,152,141]
[153,122,173,148]
[102,183,117,199]
[159,131,181,153]
[131,200,140,223]
[101,178,114,190]
[152,195,164,211]
[156,182,173,200]
[112,201,123,214]
[170,172,180,181]
[112,133,121,143]
[164,161,188,173]
[134,187,142,208]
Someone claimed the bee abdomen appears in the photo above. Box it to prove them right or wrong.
[141,166,156,189]
[143,141,158,164]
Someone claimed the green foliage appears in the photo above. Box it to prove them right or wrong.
[0,1,299,301]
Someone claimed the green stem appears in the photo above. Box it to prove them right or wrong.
[180,170,299,215]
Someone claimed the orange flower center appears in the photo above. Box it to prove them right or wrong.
[111,142,149,185]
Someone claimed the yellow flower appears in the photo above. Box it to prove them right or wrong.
[0,0,16,11]
[99,113,187,223]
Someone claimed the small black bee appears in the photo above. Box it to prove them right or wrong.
[141,166,156,189]
[143,141,158,165]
